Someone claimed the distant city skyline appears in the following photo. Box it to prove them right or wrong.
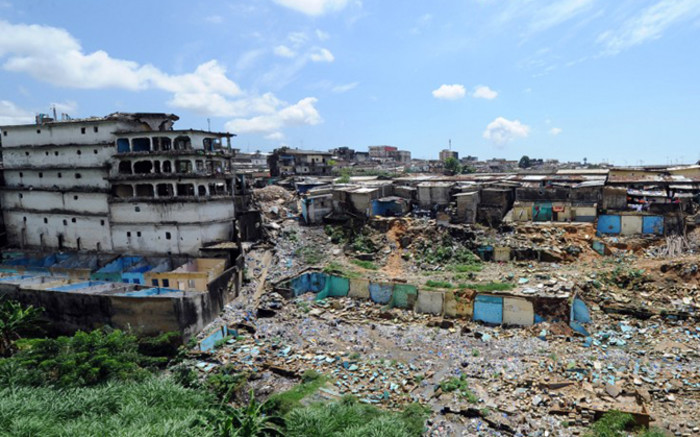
[1,1,699,164]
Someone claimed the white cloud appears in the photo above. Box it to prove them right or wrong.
[310,47,334,62]
[287,31,309,47]
[272,0,349,16]
[315,29,330,41]
[273,45,297,58]
[549,127,563,136]
[205,15,224,24]
[0,20,325,137]
[528,0,595,34]
[0,100,33,125]
[225,97,322,134]
[597,0,700,54]
[482,117,530,145]
[265,132,285,141]
[432,84,466,100]
[332,81,358,93]
[472,85,498,100]
[51,100,78,115]
[0,20,242,103]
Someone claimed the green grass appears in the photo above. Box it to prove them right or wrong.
[448,263,483,273]
[457,282,515,292]
[425,280,454,289]
[0,376,223,437]
[585,411,668,437]
[284,397,428,437]
[323,262,361,279]
[438,374,478,403]
[297,246,323,265]
[264,371,328,415]
[350,259,378,270]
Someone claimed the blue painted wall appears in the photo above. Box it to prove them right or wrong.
[369,282,393,304]
[642,216,664,235]
[597,215,621,234]
[473,294,503,325]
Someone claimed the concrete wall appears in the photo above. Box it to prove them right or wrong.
[3,144,113,168]
[277,271,585,329]
[1,190,109,215]
[0,257,240,340]
[109,199,234,224]
[4,211,112,251]
[0,121,131,148]
[4,168,110,190]
[111,222,232,256]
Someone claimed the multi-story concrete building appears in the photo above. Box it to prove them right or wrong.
[439,149,459,161]
[0,112,237,256]
[268,148,333,176]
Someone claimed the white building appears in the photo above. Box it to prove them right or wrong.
[0,112,238,255]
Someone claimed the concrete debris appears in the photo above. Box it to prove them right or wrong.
[193,185,700,436]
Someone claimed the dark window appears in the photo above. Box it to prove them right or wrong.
[93,126,98,133]
[23,216,26,222]
[81,127,86,134]
[58,173,62,178]
[2,131,6,136]
[100,220,105,226]
[74,195,78,200]
[63,219,67,226]
[94,149,98,154]
[71,218,76,223]
[25,152,29,156]
[165,232,172,240]
[54,151,58,156]
[18,193,22,199]
[39,172,43,178]
[162,279,170,287]
[135,206,140,212]
[19,172,23,177]
[45,152,49,156]
[77,150,81,155]
[137,231,142,237]
[43,218,48,224]
[151,279,158,286]
[127,232,131,237]
[75,173,82,179]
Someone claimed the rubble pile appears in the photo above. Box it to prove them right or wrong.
[192,184,700,435]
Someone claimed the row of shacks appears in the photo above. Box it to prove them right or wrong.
[297,166,700,236]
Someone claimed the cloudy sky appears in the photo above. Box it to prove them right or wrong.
[1,0,699,164]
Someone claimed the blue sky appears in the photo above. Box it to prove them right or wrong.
[1,0,699,164]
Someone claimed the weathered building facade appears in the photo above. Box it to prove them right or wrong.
[0,112,237,255]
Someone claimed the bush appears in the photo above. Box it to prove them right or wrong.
[438,374,478,403]
[0,298,42,357]
[0,328,164,388]
[137,331,181,360]
[205,365,249,402]
[585,411,634,437]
